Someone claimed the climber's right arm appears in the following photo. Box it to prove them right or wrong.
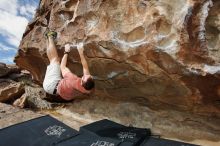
[77,43,91,76]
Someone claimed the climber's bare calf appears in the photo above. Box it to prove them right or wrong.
[47,36,60,64]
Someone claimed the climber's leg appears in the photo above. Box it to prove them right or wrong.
[46,36,60,64]
[43,32,62,95]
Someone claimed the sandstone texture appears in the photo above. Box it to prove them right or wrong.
[14,0,220,144]
[0,63,9,77]
[16,0,220,113]
[0,79,24,102]
[0,63,24,102]
[0,63,20,78]
[0,62,59,109]
[23,85,62,109]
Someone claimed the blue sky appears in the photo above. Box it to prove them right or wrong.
[0,0,40,64]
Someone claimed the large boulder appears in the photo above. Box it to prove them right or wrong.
[15,0,220,113]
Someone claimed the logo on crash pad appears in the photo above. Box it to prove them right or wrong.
[90,141,115,146]
[117,132,136,139]
[44,125,66,137]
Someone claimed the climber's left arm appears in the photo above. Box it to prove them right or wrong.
[60,44,71,76]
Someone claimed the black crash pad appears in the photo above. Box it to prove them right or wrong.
[141,137,199,146]
[0,116,199,146]
[80,119,151,146]
[0,115,79,146]
[80,119,126,134]
[57,132,122,146]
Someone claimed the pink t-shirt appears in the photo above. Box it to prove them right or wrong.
[57,72,90,100]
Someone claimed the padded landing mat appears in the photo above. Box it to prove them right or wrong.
[80,119,151,146]
[80,119,126,134]
[0,115,79,146]
[0,116,199,146]
[57,132,122,146]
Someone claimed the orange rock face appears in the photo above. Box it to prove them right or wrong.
[15,0,220,113]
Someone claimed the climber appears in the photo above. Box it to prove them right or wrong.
[43,31,95,100]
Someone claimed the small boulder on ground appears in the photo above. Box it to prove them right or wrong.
[0,79,24,102]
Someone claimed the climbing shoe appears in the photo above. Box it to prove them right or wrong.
[44,30,57,39]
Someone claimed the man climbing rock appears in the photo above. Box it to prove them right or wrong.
[43,31,95,100]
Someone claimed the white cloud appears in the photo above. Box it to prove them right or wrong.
[0,0,39,64]
[0,57,14,64]
[0,0,38,48]
[0,9,29,47]
[0,0,18,14]
[0,43,16,51]
[20,4,36,18]
[6,35,21,47]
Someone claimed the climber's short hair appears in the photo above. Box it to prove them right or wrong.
[82,77,95,90]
